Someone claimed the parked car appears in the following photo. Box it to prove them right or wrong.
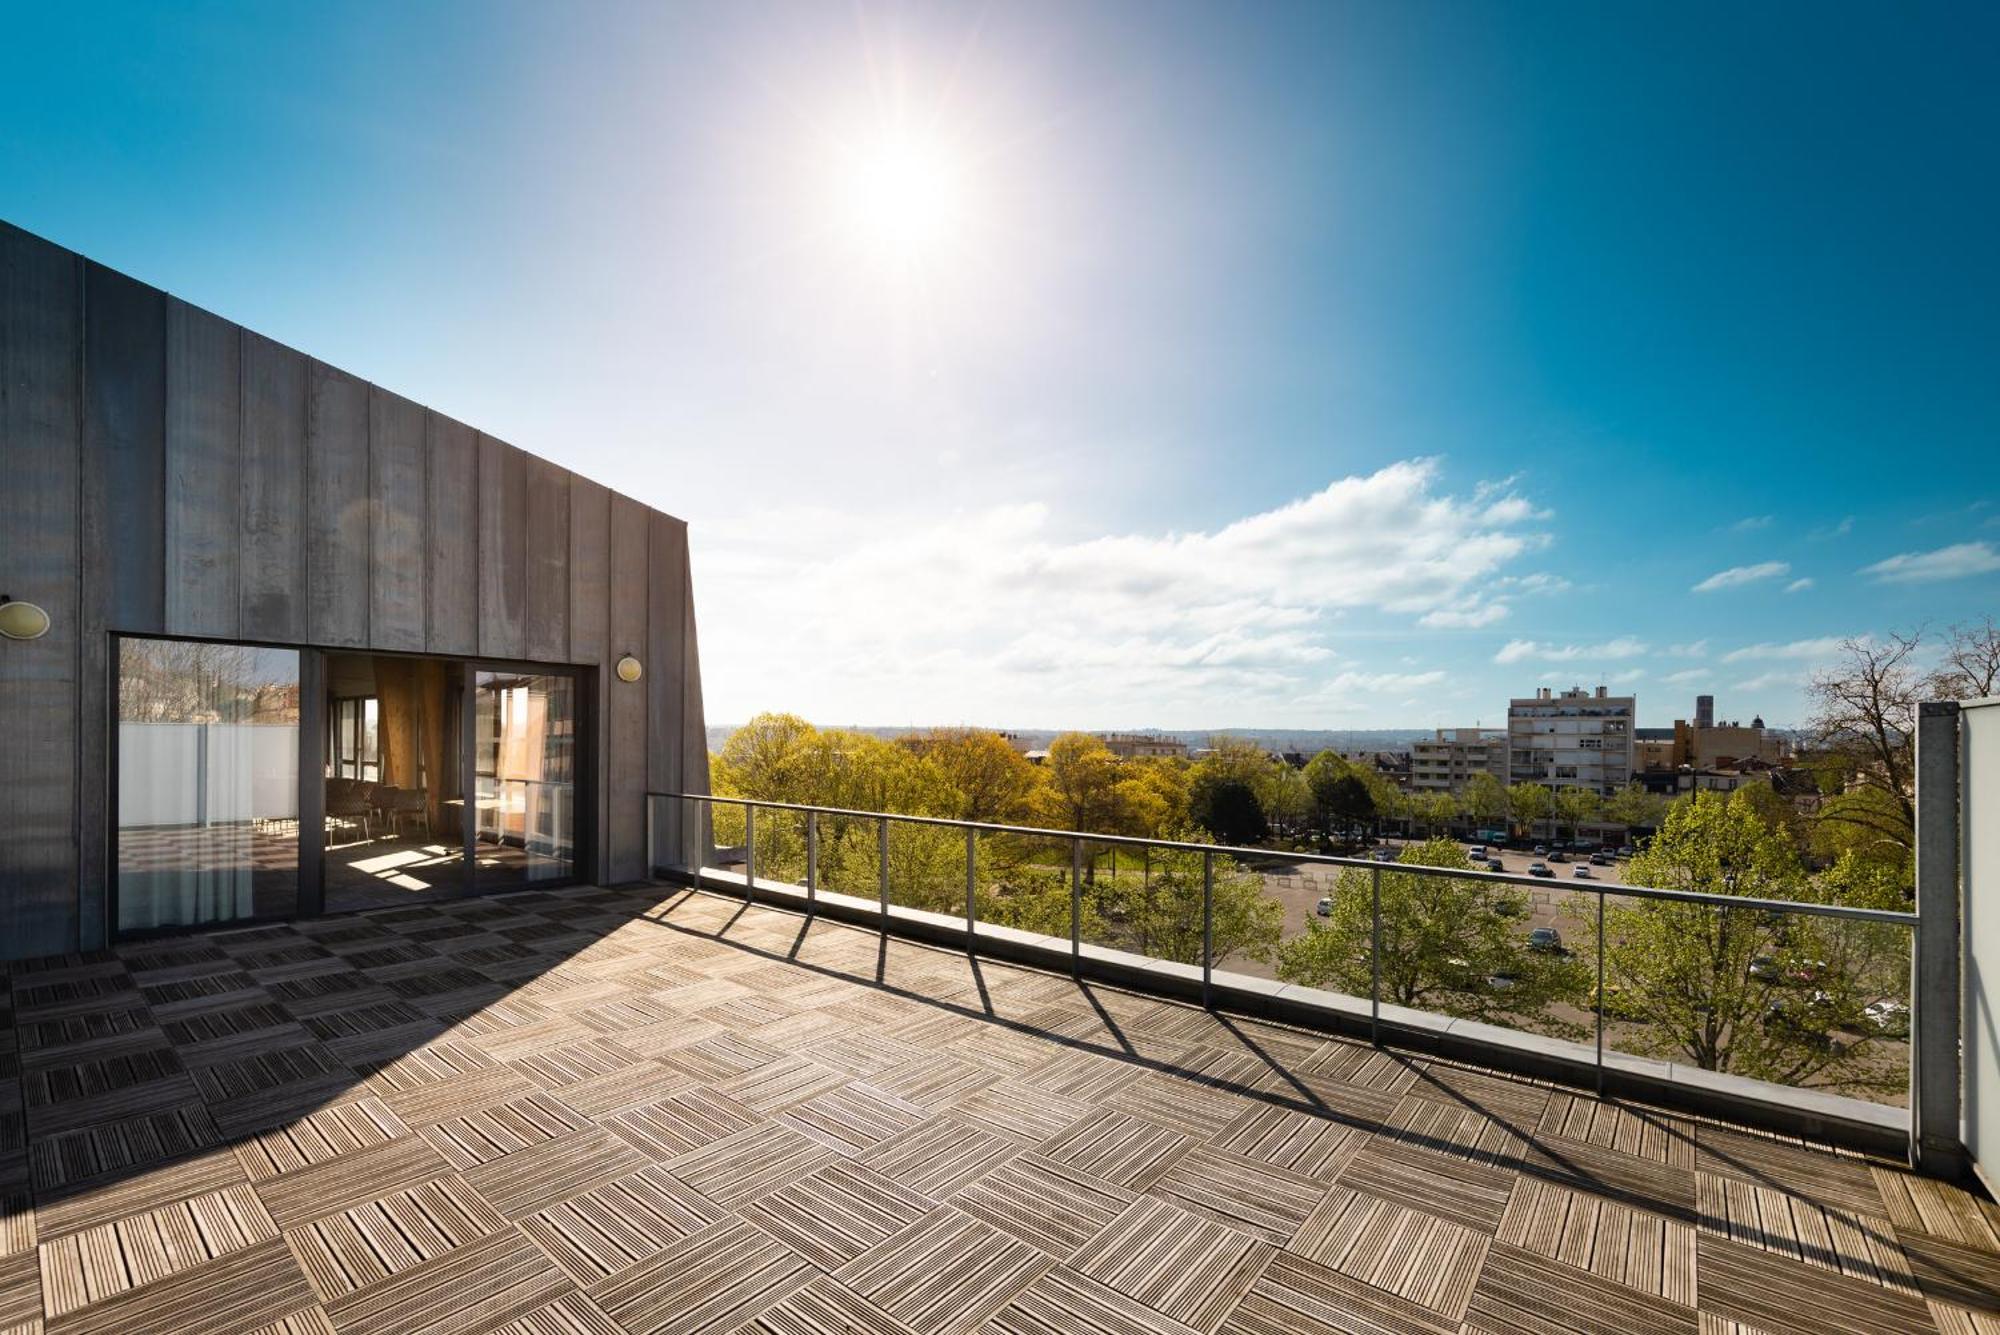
[1371,847,1400,863]
[1786,959,1828,986]
[1486,856,1506,871]
[1528,927,1564,953]
[1532,845,1548,856]
[1589,853,1610,866]
[1466,845,1486,858]
[1865,999,1910,1036]
[1528,862,1554,879]
[1315,897,1333,917]
[1616,845,1635,858]
[1572,865,1593,878]
[1548,850,1569,863]
[1486,970,1521,992]
[1749,956,1781,982]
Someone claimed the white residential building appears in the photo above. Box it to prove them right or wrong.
[1409,727,1507,792]
[1506,685,1636,795]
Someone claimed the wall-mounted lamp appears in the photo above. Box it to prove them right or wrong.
[0,595,51,641]
[615,654,644,683]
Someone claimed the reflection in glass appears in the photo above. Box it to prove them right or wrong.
[323,654,466,911]
[475,671,576,885]
[117,638,300,931]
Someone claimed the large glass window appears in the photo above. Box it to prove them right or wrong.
[117,638,300,931]
[475,670,577,885]
[323,654,467,912]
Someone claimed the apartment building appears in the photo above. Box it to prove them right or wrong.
[1506,684,1636,794]
[1409,727,1508,791]
[1100,732,1189,760]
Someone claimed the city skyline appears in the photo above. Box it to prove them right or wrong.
[5,2,1994,728]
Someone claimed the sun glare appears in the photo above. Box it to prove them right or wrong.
[839,127,967,261]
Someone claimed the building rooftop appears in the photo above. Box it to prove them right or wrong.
[4,884,1996,1334]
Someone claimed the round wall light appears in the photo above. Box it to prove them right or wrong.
[615,655,644,683]
[0,596,52,641]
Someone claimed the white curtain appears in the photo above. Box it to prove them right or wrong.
[117,639,298,931]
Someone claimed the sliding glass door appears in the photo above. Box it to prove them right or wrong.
[473,670,578,886]
[116,641,589,934]
[116,638,301,931]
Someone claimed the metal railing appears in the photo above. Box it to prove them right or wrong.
[646,789,1935,1164]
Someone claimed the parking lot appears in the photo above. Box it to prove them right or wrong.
[1220,839,1627,983]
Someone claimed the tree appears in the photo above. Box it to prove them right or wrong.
[1409,791,1457,839]
[1603,784,1666,836]
[1805,632,1922,864]
[1117,757,1190,839]
[1553,787,1602,842]
[1305,752,1376,846]
[1276,839,1586,1030]
[1934,616,2000,699]
[1190,780,1268,847]
[1507,783,1552,843]
[1093,837,1283,966]
[903,728,1039,823]
[1587,790,1905,1091]
[1034,733,1128,832]
[1460,772,1509,834]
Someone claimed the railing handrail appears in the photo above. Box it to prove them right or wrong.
[648,790,1917,926]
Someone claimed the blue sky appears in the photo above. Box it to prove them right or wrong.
[4,1,1995,729]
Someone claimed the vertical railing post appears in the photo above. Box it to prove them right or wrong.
[1070,837,1083,974]
[1202,849,1214,1010]
[965,826,977,943]
[805,809,819,913]
[1370,865,1382,1045]
[1914,700,1965,1178]
[878,817,890,921]
[744,802,756,892]
[1595,887,1607,1097]
[644,794,655,880]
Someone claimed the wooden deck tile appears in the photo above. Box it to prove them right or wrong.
[517,1164,721,1286]
[42,1236,316,1335]
[319,1227,571,1335]
[1696,1231,1936,1335]
[1221,1251,1458,1335]
[1501,1176,1695,1306]
[1146,1146,1326,1245]
[1037,1110,1191,1191]
[11,889,1997,1334]
[1070,1197,1272,1332]
[283,1175,504,1300]
[461,1128,650,1221]
[949,1155,1136,1260]
[586,1217,812,1335]
[1466,1241,1696,1335]
[835,1206,1053,1335]
[1290,1186,1490,1318]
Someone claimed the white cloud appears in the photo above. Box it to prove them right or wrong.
[1419,600,1510,629]
[1666,639,1709,658]
[696,459,1547,725]
[1730,515,1774,533]
[1661,668,1713,685]
[1722,636,1856,663]
[1493,636,1649,665]
[1609,668,1646,684]
[1809,516,1855,541]
[1691,561,1790,593]
[1783,578,1814,593]
[1859,541,2000,585]
[1734,670,1807,693]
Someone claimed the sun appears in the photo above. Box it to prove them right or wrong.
[838,126,968,262]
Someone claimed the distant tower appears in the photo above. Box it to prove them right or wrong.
[1695,694,1714,729]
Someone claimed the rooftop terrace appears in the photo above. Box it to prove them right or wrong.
[4,884,1997,1335]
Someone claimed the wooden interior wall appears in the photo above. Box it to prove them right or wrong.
[0,220,709,959]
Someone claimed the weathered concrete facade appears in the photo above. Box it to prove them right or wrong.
[0,221,708,957]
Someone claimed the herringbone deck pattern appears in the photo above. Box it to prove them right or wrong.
[2,884,1996,1334]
